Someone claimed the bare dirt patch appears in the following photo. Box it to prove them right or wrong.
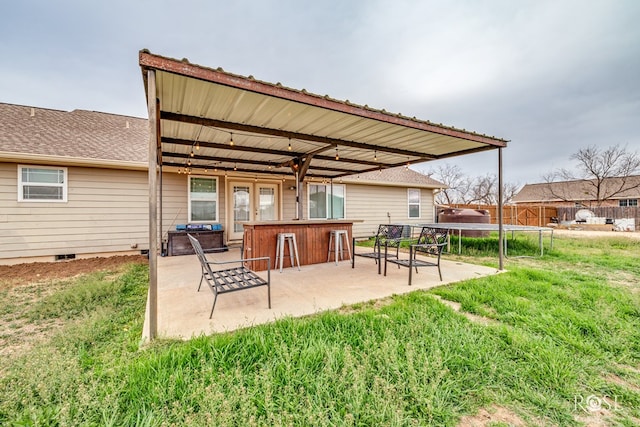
[0,255,148,357]
[0,255,148,290]
[552,229,640,240]
[457,405,526,426]
[604,373,640,393]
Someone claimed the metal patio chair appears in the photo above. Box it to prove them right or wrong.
[351,224,405,274]
[188,234,271,318]
[384,226,449,286]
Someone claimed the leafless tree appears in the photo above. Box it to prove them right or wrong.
[426,164,466,205]
[469,174,519,205]
[543,144,640,207]
[426,166,519,205]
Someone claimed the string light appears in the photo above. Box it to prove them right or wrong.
[233,163,237,171]
[190,150,194,157]
[288,138,292,151]
[195,142,200,151]
[229,133,234,146]
[335,147,339,161]
[374,150,377,161]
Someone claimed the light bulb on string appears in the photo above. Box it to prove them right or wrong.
[229,133,234,146]
[288,138,292,151]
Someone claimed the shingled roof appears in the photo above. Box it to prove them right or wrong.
[342,166,445,188]
[0,102,148,167]
[513,176,640,203]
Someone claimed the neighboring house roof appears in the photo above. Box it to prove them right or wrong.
[342,166,445,188]
[0,102,148,168]
[513,176,640,203]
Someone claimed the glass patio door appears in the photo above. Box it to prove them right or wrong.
[229,181,279,240]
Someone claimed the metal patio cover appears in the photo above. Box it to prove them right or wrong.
[139,50,510,340]
[139,50,507,180]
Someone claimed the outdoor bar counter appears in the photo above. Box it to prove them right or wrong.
[242,219,360,271]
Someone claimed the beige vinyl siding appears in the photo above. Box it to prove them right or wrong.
[345,183,435,238]
[1,163,149,260]
[282,179,299,221]
[159,172,227,244]
[158,172,187,241]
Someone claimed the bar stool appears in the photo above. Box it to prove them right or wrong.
[327,230,351,265]
[275,232,301,273]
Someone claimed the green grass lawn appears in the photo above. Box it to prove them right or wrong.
[1,234,639,426]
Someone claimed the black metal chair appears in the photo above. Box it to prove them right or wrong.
[188,234,271,318]
[351,224,405,274]
[384,226,449,286]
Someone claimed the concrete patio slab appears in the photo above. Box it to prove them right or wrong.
[142,247,500,340]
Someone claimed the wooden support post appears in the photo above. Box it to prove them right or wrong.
[147,69,158,341]
[498,147,504,271]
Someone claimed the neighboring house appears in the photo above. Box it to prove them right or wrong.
[512,177,640,208]
[0,102,445,264]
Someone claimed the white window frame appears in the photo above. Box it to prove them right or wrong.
[619,199,638,207]
[307,183,346,219]
[188,175,219,223]
[408,188,421,219]
[18,165,68,202]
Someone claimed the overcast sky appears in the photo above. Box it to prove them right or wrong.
[1,0,639,185]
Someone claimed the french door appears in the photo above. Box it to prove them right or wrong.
[229,181,279,240]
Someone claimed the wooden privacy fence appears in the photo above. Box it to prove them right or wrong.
[441,204,558,227]
[441,204,639,227]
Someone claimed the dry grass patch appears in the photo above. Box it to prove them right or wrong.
[457,405,527,426]
[337,295,395,314]
[432,294,498,326]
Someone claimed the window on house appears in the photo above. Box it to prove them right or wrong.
[408,188,421,218]
[189,176,218,222]
[18,165,67,202]
[619,199,638,207]
[308,184,345,219]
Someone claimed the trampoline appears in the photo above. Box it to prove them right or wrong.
[415,222,555,257]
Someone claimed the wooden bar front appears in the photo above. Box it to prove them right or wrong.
[242,220,357,271]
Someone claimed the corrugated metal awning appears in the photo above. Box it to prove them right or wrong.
[139,50,507,180]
